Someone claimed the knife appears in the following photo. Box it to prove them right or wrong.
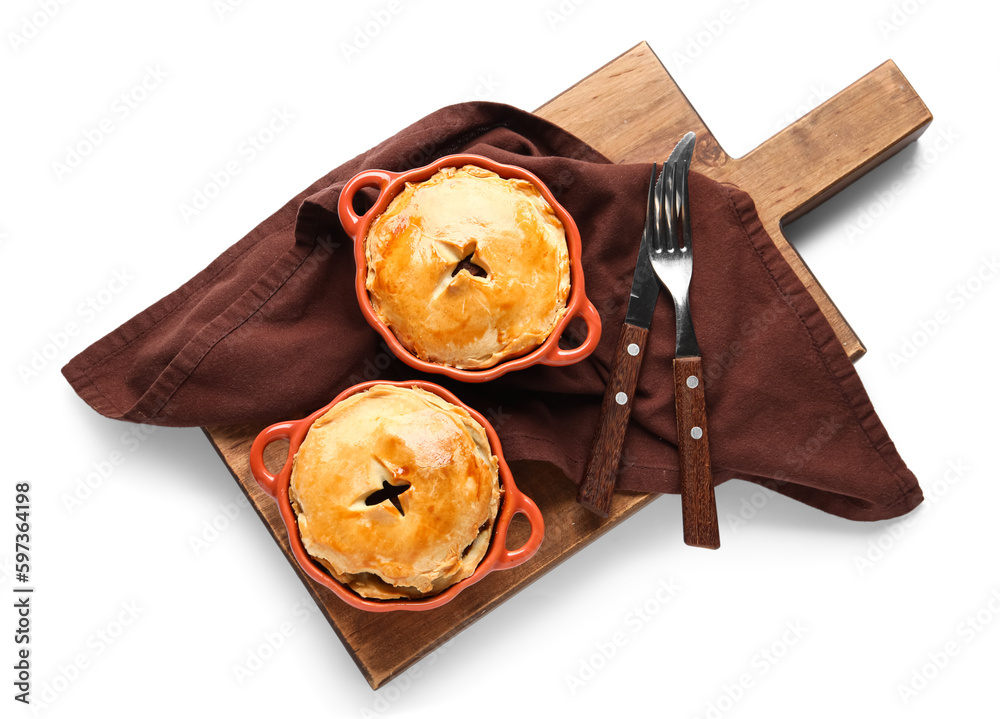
[576,159,666,517]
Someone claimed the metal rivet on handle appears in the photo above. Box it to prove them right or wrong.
[615,392,628,405]
[686,375,699,389]
[627,343,640,356]
[691,427,703,439]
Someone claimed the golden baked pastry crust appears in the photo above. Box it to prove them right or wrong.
[289,385,501,600]
[365,165,571,369]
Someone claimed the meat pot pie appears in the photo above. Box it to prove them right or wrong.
[289,384,501,600]
[364,165,571,369]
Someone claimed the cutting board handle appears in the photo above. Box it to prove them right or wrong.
[536,45,932,361]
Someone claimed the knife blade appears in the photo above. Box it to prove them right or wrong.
[577,137,695,517]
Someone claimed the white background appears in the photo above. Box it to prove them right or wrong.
[3,1,998,717]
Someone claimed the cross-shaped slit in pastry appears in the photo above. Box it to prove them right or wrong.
[353,442,415,516]
[431,238,490,299]
[363,479,411,516]
[451,253,488,278]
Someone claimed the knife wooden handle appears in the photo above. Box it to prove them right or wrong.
[577,323,649,517]
[673,356,720,549]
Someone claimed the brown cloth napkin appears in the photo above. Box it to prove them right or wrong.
[63,102,922,522]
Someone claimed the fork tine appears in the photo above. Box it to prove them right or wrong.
[646,162,657,209]
[645,162,658,246]
[677,149,693,253]
[652,162,666,253]
[662,160,679,254]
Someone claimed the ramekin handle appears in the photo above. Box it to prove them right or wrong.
[249,422,297,498]
[541,298,602,366]
[495,492,545,569]
[338,168,397,236]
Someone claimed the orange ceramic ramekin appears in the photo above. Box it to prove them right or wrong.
[248,379,544,612]
[337,153,601,382]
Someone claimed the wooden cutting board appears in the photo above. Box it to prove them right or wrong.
[204,41,931,689]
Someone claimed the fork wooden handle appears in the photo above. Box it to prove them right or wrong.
[673,356,720,549]
[577,323,649,517]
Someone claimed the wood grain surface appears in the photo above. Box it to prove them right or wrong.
[540,44,932,360]
[578,322,649,517]
[672,356,720,549]
[203,41,932,688]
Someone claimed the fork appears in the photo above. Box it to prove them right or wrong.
[648,133,721,549]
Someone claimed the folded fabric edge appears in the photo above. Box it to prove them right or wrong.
[59,101,609,426]
[718,182,923,517]
[59,170,318,423]
[500,429,923,522]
